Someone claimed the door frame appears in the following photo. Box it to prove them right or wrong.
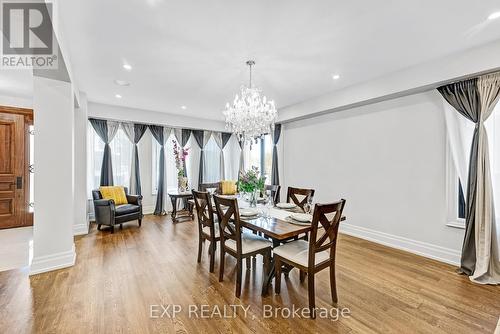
[0,105,34,227]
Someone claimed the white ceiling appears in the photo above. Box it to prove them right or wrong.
[59,0,500,121]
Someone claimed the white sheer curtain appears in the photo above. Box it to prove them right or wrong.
[444,101,474,195]
[152,133,180,194]
[87,124,132,193]
[203,136,221,183]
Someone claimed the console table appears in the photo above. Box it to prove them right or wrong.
[167,191,194,222]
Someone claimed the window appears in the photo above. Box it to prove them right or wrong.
[446,102,500,228]
[446,140,467,229]
[87,124,132,193]
[244,134,273,184]
[152,134,179,194]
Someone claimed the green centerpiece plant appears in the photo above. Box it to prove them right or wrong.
[237,166,266,207]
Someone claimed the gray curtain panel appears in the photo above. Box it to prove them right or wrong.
[437,76,500,279]
[193,130,212,186]
[271,124,282,186]
[149,125,167,215]
[122,123,148,195]
[89,118,118,186]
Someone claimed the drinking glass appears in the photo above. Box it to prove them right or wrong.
[304,197,313,214]
[266,190,274,217]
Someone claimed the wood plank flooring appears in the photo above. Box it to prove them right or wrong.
[0,215,499,333]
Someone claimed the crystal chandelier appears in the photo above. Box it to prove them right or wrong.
[223,60,277,144]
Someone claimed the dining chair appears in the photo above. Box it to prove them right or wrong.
[273,199,346,318]
[213,194,272,298]
[264,184,281,205]
[192,190,220,273]
[286,187,315,211]
[199,182,222,194]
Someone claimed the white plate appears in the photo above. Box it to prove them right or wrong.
[285,216,311,226]
[240,209,259,217]
[276,202,297,209]
[291,213,312,223]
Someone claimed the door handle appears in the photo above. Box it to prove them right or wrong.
[16,176,22,189]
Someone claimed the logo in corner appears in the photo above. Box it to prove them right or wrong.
[1,0,58,69]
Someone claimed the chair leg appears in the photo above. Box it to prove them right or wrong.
[246,257,251,270]
[97,224,101,231]
[110,225,114,234]
[300,270,306,283]
[219,249,225,282]
[197,237,203,263]
[209,241,216,273]
[274,257,282,294]
[119,224,123,229]
[235,259,243,298]
[138,219,142,227]
[330,263,338,304]
[308,273,316,319]
[262,250,271,295]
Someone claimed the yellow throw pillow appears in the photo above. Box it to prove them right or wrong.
[99,186,128,205]
[221,180,237,195]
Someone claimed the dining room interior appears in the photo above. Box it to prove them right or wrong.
[1,1,500,333]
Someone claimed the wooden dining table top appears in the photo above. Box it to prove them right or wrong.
[190,194,346,241]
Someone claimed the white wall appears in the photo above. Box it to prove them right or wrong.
[282,91,464,264]
[0,94,32,109]
[74,93,88,235]
[88,102,227,131]
[31,77,75,275]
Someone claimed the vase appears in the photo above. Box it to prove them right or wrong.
[249,190,258,208]
[178,176,188,193]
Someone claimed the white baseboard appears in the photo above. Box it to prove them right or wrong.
[339,223,461,266]
[143,205,155,215]
[73,222,89,236]
[30,244,76,275]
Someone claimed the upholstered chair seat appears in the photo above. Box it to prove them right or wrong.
[224,233,271,254]
[274,240,329,267]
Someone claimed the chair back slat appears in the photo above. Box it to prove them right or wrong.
[308,199,346,266]
[199,182,222,194]
[286,187,315,211]
[213,195,242,254]
[192,190,216,238]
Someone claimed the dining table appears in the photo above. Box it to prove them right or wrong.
[219,195,346,295]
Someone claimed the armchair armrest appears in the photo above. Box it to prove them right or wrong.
[94,199,115,207]
[93,199,116,226]
[126,194,142,205]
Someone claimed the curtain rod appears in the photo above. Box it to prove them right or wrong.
[87,116,231,134]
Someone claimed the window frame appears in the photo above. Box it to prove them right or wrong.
[445,138,466,229]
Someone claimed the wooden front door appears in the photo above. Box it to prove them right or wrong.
[0,112,25,229]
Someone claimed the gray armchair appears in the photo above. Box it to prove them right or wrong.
[92,187,143,233]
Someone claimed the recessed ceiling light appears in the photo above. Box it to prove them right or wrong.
[332,74,340,80]
[115,94,122,99]
[123,64,132,71]
[488,11,500,20]
[114,79,130,86]
[181,105,187,110]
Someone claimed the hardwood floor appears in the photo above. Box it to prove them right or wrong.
[0,215,499,333]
